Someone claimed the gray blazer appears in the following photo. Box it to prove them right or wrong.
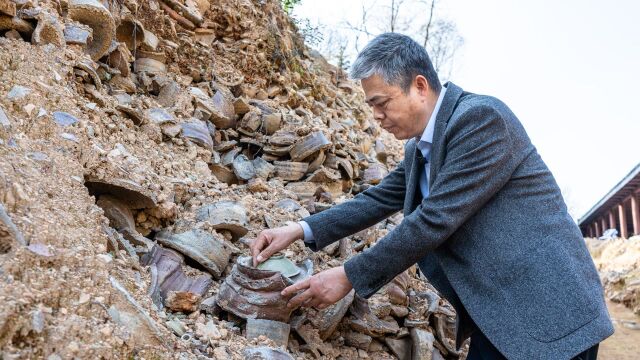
[303,82,613,359]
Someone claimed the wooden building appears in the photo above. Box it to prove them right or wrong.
[578,163,640,239]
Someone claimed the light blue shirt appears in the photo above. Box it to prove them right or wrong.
[299,86,448,242]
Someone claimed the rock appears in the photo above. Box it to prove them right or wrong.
[232,154,256,181]
[195,201,249,239]
[252,157,275,179]
[196,320,221,341]
[0,0,16,17]
[166,319,186,336]
[0,203,27,253]
[155,229,232,278]
[68,0,116,60]
[246,318,290,347]
[165,290,202,312]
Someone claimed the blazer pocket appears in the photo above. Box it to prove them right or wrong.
[500,234,598,342]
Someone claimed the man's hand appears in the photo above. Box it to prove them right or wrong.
[282,266,353,310]
[250,222,304,267]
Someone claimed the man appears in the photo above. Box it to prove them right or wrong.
[250,33,613,359]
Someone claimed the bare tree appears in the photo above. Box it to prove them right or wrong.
[312,0,464,81]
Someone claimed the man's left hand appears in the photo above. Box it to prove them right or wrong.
[282,266,353,310]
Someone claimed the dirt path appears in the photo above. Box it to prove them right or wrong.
[598,300,640,359]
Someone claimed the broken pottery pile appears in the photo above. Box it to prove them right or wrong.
[0,0,457,358]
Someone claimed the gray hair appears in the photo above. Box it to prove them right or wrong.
[350,33,441,93]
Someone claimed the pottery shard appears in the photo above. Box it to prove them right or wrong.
[289,131,331,162]
[68,0,116,60]
[410,328,434,360]
[141,245,212,308]
[233,97,251,115]
[155,229,232,278]
[181,119,213,150]
[107,41,133,77]
[116,13,145,51]
[196,201,249,239]
[348,295,400,337]
[210,164,237,185]
[96,195,136,232]
[216,256,310,322]
[32,14,64,46]
[317,289,355,340]
[363,163,388,185]
[385,337,412,360]
[273,161,308,181]
[0,0,16,17]
[246,318,290,348]
[307,166,341,183]
[232,154,256,181]
[134,57,166,74]
[344,331,372,350]
[243,347,294,360]
[208,90,236,129]
[84,177,157,209]
[0,15,33,33]
[63,23,93,46]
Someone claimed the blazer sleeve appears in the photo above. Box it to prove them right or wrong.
[344,105,520,298]
[301,158,407,251]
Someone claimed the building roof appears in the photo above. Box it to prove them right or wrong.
[578,162,640,227]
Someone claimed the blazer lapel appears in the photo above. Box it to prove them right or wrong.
[429,82,464,187]
[403,140,422,214]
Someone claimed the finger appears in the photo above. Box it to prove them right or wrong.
[256,243,278,265]
[250,235,267,267]
[287,289,314,309]
[281,278,311,297]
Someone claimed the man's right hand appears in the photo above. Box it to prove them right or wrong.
[250,222,304,267]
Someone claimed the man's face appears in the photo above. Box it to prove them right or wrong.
[361,74,432,140]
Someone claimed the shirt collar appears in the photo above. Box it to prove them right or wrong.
[417,85,447,145]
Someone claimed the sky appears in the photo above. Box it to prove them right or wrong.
[293,0,640,220]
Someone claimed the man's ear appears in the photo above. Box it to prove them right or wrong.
[414,75,430,96]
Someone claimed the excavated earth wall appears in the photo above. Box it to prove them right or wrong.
[0,0,463,359]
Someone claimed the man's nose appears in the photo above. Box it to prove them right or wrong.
[373,107,385,121]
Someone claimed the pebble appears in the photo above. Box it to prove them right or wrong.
[52,111,79,126]
[0,107,11,128]
[60,133,79,142]
[7,85,31,101]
